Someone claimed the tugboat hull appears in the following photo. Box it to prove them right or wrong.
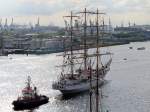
[12,96,49,110]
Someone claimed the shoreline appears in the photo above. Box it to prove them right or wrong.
[1,41,140,55]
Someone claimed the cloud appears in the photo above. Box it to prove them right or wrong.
[5,0,149,16]
[112,0,150,13]
[14,0,86,16]
[0,0,150,26]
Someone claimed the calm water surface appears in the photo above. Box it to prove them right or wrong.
[0,41,150,112]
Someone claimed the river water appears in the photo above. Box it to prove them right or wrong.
[0,41,150,112]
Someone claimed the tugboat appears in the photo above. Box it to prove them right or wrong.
[12,76,49,110]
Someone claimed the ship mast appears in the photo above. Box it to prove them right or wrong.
[70,11,74,76]
[79,8,88,71]
[64,11,79,77]
[89,60,93,112]
[83,8,88,70]
[96,8,100,112]
[78,8,105,112]
[95,9,105,112]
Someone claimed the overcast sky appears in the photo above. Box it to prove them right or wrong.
[0,0,150,26]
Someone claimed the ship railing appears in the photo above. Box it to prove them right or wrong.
[52,80,67,89]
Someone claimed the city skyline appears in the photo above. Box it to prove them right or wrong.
[0,0,150,26]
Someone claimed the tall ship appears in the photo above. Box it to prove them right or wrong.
[52,8,112,95]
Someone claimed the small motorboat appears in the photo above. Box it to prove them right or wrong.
[12,76,49,110]
[123,58,127,60]
[137,47,145,50]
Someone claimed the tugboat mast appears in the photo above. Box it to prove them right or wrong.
[27,76,31,88]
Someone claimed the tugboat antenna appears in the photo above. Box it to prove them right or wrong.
[27,76,31,88]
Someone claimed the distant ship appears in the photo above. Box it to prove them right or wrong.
[137,47,145,50]
[52,8,112,95]
[12,76,49,110]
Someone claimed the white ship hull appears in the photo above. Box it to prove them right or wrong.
[52,59,112,95]
[59,79,104,95]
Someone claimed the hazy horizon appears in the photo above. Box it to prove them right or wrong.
[0,0,150,27]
